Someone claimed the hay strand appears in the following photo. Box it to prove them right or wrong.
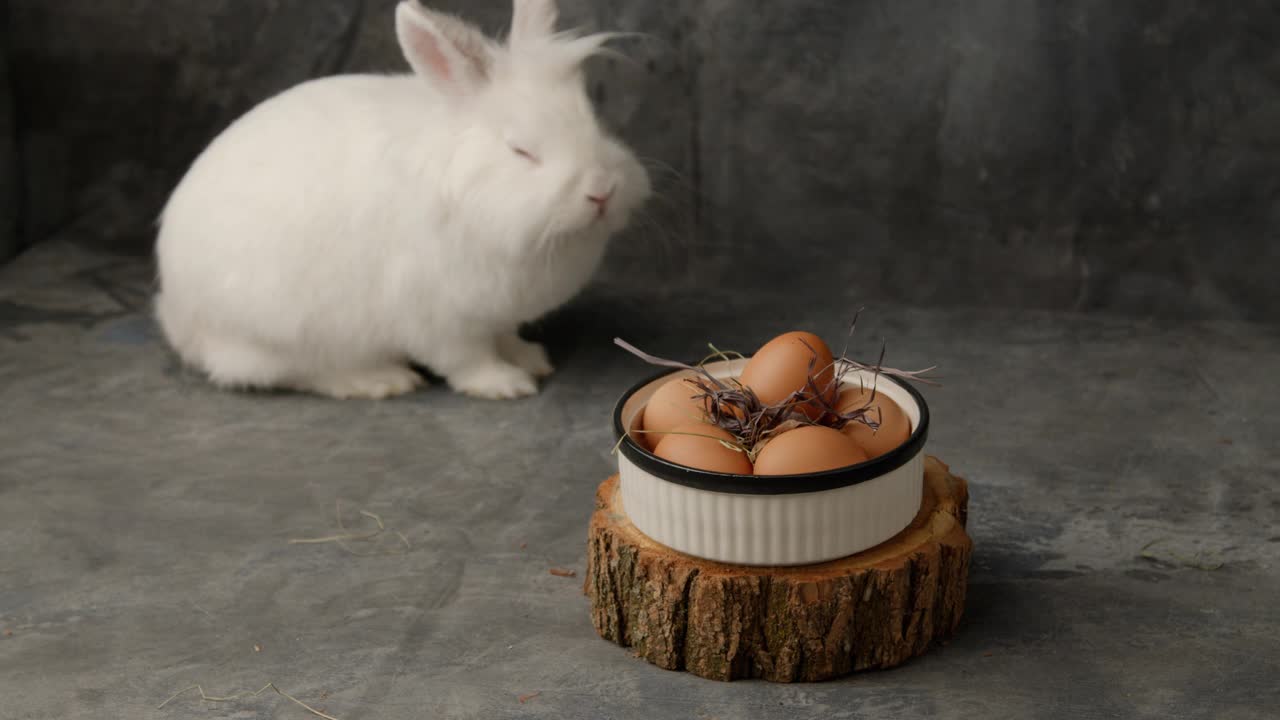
[288,501,411,556]
[157,682,340,720]
[613,313,940,458]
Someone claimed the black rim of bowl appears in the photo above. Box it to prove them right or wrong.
[611,360,930,495]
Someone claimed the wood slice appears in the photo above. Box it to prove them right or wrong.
[584,456,972,682]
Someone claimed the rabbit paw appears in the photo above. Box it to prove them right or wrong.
[498,335,555,378]
[301,366,424,400]
[449,362,539,400]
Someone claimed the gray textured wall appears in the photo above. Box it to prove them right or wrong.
[0,8,17,264]
[6,0,1280,320]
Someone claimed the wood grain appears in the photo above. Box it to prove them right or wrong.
[585,456,972,682]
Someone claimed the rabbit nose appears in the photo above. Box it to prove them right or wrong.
[586,188,613,216]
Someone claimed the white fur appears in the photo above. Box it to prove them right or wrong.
[154,0,650,400]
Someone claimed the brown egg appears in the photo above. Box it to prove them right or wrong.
[653,422,753,475]
[738,331,837,420]
[836,386,911,459]
[641,376,710,451]
[753,425,868,475]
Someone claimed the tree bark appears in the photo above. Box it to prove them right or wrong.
[585,456,972,682]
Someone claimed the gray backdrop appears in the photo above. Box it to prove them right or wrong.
[0,4,16,264]
[4,0,1280,321]
[3,4,1280,718]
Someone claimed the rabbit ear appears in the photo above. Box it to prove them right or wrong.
[511,0,558,45]
[396,1,493,92]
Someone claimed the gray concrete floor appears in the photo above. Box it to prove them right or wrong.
[1,239,1278,719]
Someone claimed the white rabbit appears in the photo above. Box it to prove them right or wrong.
[153,0,650,400]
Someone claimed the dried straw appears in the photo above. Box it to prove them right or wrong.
[614,310,939,458]
[157,682,339,720]
[288,501,411,556]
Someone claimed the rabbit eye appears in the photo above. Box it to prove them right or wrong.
[510,146,540,164]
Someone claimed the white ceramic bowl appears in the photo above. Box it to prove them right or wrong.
[612,358,929,566]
